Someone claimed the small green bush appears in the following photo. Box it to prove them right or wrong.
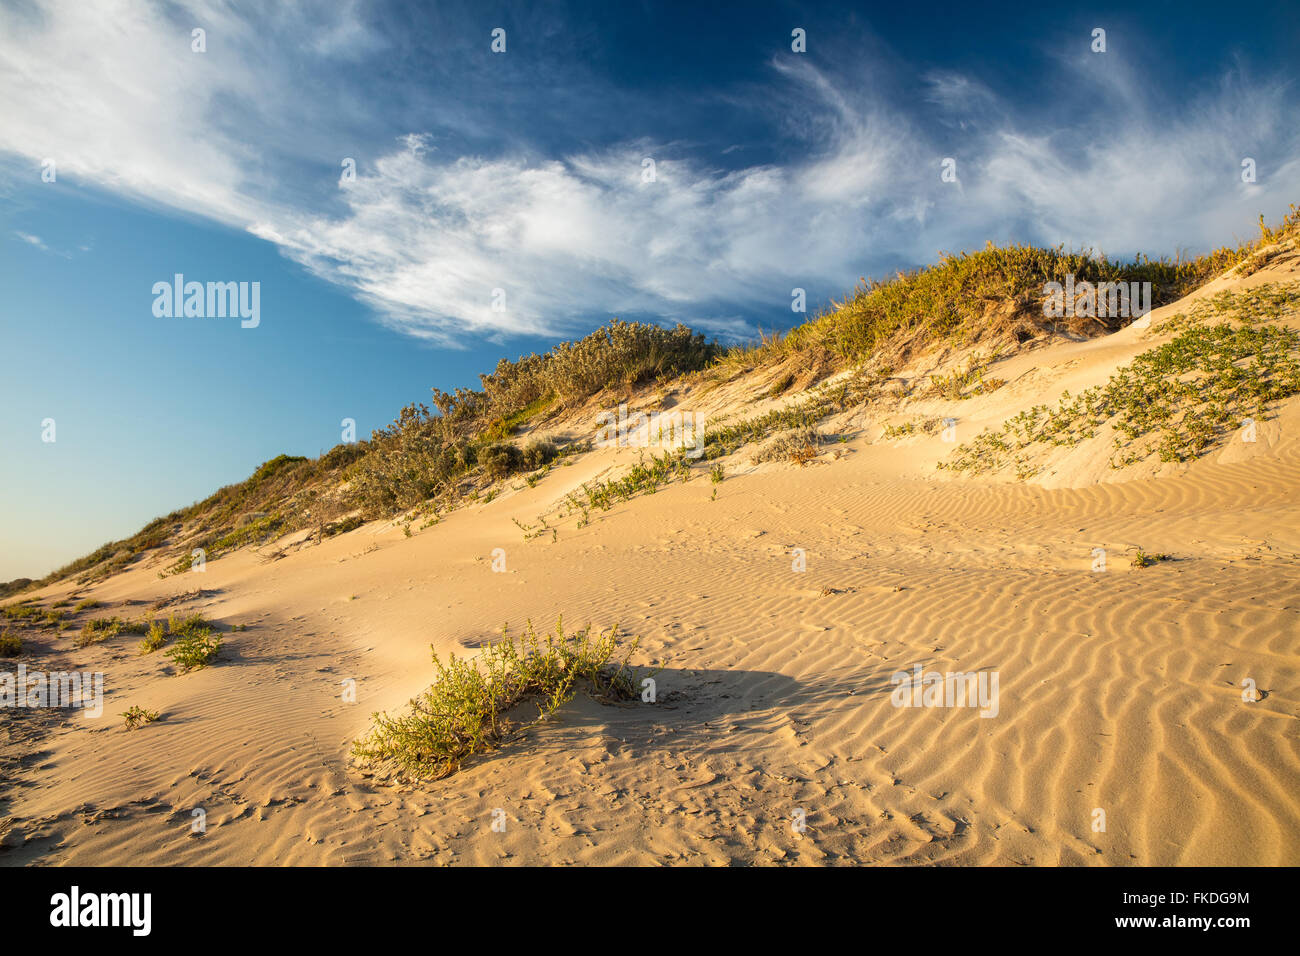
[0,629,21,657]
[154,613,222,670]
[1130,549,1172,568]
[165,626,222,672]
[77,615,150,647]
[480,442,525,480]
[139,621,167,654]
[521,439,558,471]
[122,705,160,730]
[353,620,642,780]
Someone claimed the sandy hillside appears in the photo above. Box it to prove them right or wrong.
[3,256,1299,866]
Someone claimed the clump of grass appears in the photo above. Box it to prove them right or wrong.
[76,614,151,648]
[323,514,366,538]
[139,620,167,654]
[477,319,717,413]
[1130,548,1172,568]
[881,419,917,439]
[160,552,196,576]
[709,462,726,484]
[765,371,796,398]
[73,599,99,612]
[883,417,948,440]
[122,705,161,730]
[924,353,1006,400]
[481,394,557,441]
[1,602,42,622]
[353,620,642,781]
[0,629,21,657]
[751,427,821,465]
[77,617,122,647]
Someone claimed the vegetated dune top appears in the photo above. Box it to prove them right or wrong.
[2,228,1299,866]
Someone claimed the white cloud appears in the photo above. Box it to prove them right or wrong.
[1,0,1297,345]
[14,231,49,251]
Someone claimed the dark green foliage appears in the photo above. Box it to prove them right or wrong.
[480,442,525,480]
[521,439,558,471]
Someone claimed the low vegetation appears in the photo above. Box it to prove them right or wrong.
[76,615,150,648]
[751,427,822,465]
[941,284,1300,476]
[353,620,642,781]
[121,705,161,730]
[1,604,40,625]
[1130,549,1173,568]
[163,614,222,671]
[139,620,167,654]
[922,353,1007,401]
[0,629,20,657]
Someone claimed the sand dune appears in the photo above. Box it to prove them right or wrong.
[3,260,1299,867]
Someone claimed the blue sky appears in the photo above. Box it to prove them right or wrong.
[1,0,1298,580]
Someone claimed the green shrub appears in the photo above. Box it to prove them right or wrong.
[480,442,525,480]
[77,617,122,647]
[0,629,20,657]
[165,627,222,672]
[353,620,642,780]
[346,404,471,515]
[121,705,160,730]
[482,394,556,441]
[521,439,558,471]
[139,621,167,654]
[1130,549,1172,568]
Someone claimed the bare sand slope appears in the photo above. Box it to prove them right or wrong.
[4,268,1299,867]
[5,436,1298,865]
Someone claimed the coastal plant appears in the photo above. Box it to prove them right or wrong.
[942,312,1300,475]
[139,620,167,654]
[353,620,643,781]
[164,614,222,671]
[121,705,160,730]
[751,427,821,465]
[1130,549,1172,568]
[479,442,525,480]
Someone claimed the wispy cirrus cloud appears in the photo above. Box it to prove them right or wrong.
[1,0,1296,344]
